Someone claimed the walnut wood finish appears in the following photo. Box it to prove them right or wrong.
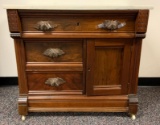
[21,14,135,33]
[86,39,132,96]
[26,63,83,72]
[29,107,128,112]
[14,39,28,115]
[7,10,21,32]
[28,95,128,112]
[128,94,138,115]
[22,32,135,39]
[27,72,83,91]
[25,40,83,62]
[129,38,143,94]
[6,9,150,117]
[136,10,149,33]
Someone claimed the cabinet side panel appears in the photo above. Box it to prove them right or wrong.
[129,39,142,94]
[14,39,28,94]
[14,39,28,115]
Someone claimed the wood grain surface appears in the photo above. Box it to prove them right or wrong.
[25,40,83,62]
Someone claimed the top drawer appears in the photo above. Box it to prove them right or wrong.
[19,10,136,33]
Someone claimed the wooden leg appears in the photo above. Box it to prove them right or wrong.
[128,94,138,120]
[18,95,28,116]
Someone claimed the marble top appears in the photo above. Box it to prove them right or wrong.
[3,5,153,10]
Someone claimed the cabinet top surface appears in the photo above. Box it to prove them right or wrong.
[4,5,153,10]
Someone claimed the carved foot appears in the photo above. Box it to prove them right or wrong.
[131,114,136,120]
[128,94,138,119]
[21,115,26,121]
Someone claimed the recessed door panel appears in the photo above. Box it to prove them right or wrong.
[94,47,123,86]
[86,39,132,96]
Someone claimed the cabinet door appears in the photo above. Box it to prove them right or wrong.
[86,39,132,96]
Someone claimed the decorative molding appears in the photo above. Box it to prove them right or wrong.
[10,33,21,38]
[128,94,138,104]
[7,10,21,33]
[18,95,28,115]
[18,95,28,105]
[135,34,146,38]
[128,94,138,115]
[136,10,149,33]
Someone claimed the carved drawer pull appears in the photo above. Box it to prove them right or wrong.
[43,48,65,58]
[45,77,65,87]
[35,21,57,31]
[98,20,126,30]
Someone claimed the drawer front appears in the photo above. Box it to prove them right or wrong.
[25,40,83,62]
[27,72,83,91]
[21,14,135,32]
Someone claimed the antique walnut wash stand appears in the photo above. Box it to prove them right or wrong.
[6,6,151,121]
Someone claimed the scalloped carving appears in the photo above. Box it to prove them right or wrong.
[35,21,57,31]
[43,48,65,58]
[45,77,65,87]
[98,20,126,30]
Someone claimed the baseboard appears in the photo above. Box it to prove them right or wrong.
[0,77,18,86]
[0,77,160,86]
[138,77,160,86]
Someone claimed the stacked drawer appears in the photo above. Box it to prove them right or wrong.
[24,39,84,94]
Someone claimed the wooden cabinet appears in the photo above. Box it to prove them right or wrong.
[6,9,149,120]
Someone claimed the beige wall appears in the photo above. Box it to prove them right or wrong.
[0,0,159,77]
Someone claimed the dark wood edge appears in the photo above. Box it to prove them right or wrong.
[28,107,128,112]
[135,10,149,33]
[22,33,135,39]
[7,9,22,33]
[10,33,145,39]
[18,9,139,15]
[129,39,142,94]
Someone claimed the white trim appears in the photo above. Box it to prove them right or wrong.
[3,5,153,10]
